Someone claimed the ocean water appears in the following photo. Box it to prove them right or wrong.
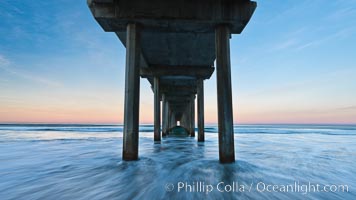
[0,124,355,200]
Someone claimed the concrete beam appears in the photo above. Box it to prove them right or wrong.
[168,99,190,103]
[88,0,257,34]
[164,92,196,97]
[160,85,197,94]
[140,65,214,79]
[122,23,141,161]
[160,79,197,87]
[169,103,189,108]
[216,25,235,163]
[164,95,191,101]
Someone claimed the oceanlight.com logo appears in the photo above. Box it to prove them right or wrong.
[164,181,349,195]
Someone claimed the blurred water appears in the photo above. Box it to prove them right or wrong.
[0,124,355,199]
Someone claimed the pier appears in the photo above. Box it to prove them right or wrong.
[88,0,256,163]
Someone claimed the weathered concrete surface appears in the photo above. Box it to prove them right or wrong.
[216,25,235,163]
[162,94,167,137]
[197,79,205,142]
[153,77,161,141]
[122,23,141,161]
[190,95,196,137]
[140,66,214,79]
[88,0,256,71]
[88,0,256,33]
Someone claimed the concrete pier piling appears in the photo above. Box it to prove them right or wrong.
[154,77,161,141]
[122,23,141,161]
[162,95,167,137]
[197,79,205,142]
[190,95,196,137]
[88,0,256,163]
[216,25,235,163]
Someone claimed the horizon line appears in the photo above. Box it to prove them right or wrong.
[0,122,355,126]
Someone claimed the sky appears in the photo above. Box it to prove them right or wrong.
[0,0,356,124]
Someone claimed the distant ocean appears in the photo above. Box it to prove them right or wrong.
[0,124,355,199]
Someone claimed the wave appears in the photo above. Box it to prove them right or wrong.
[0,124,355,135]
[0,124,154,133]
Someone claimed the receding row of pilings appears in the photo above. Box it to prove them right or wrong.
[122,24,235,163]
[178,93,196,138]
[162,93,198,138]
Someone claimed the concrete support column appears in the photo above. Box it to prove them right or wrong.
[188,103,191,134]
[197,79,205,142]
[162,94,167,137]
[184,105,190,133]
[167,105,171,135]
[123,23,141,161]
[180,110,185,128]
[190,95,195,137]
[215,25,235,163]
[168,108,171,129]
[154,77,161,141]
[184,109,188,129]
[170,111,176,128]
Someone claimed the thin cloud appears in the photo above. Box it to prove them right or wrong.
[268,28,306,52]
[243,67,355,97]
[337,106,356,111]
[295,28,354,51]
[270,27,354,52]
[327,7,356,20]
[264,1,317,25]
[272,39,298,51]
[0,55,10,66]
[0,54,62,87]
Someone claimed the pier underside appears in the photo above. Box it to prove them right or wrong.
[88,0,256,163]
